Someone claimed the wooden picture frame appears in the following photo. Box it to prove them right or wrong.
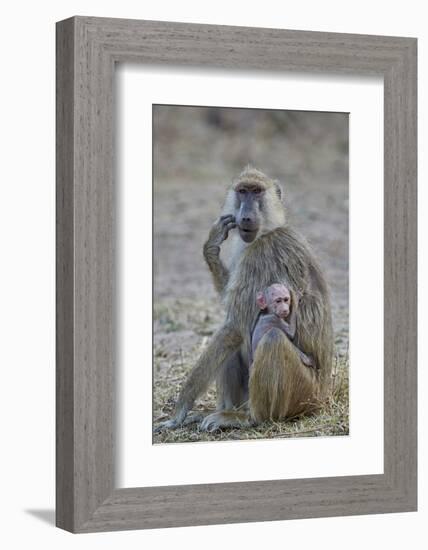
[56,16,417,533]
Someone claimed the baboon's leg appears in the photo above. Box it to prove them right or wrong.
[249,328,320,423]
[200,353,251,432]
[200,330,319,432]
[155,323,242,431]
[216,351,248,411]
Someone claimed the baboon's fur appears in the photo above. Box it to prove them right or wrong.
[224,223,333,396]
[250,328,319,422]
[163,167,333,430]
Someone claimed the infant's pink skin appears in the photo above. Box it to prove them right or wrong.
[256,283,291,319]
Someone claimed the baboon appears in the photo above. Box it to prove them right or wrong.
[252,283,315,369]
[249,282,318,424]
[156,167,333,431]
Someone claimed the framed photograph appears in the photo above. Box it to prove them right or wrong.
[56,16,417,532]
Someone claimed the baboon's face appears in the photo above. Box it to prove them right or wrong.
[267,284,291,319]
[235,184,264,243]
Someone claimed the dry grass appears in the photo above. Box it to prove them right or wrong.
[153,300,349,444]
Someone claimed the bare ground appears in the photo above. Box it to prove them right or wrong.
[152,107,349,443]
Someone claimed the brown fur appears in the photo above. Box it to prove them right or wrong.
[250,328,320,422]
[225,224,333,395]
[155,167,333,432]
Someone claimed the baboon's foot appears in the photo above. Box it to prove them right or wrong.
[153,418,181,433]
[153,411,206,433]
[182,412,206,426]
[200,410,253,432]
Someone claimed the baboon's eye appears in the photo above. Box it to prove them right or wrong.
[239,188,247,194]
[253,188,262,195]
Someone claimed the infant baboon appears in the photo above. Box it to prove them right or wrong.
[252,283,315,369]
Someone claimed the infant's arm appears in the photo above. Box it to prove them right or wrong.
[251,314,292,356]
[275,317,295,341]
[251,313,316,369]
[298,349,316,368]
[277,319,316,368]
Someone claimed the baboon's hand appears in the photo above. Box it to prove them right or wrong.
[205,215,237,249]
[299,350,316,369]
[291,288,303,309]
[295,289,303,302]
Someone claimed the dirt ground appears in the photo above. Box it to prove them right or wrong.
[152,106,349,443]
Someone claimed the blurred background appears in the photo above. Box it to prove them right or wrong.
[153,105,349,442]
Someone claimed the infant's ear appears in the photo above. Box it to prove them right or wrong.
[256,291,267,310]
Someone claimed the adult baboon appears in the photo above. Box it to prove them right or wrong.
[156,167,333,431]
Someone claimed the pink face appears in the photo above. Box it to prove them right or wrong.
[256,283,291,319]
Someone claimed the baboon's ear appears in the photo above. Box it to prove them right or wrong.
[256,291,267,310]
[274,182,283,201]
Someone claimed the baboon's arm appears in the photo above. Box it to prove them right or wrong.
[203,214,236,294]
[155,323,242,430]
[297,349,316,369]
[277,318,295,340]
[203,243,230,294]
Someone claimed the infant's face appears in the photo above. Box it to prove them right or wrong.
[266,284,291,319]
